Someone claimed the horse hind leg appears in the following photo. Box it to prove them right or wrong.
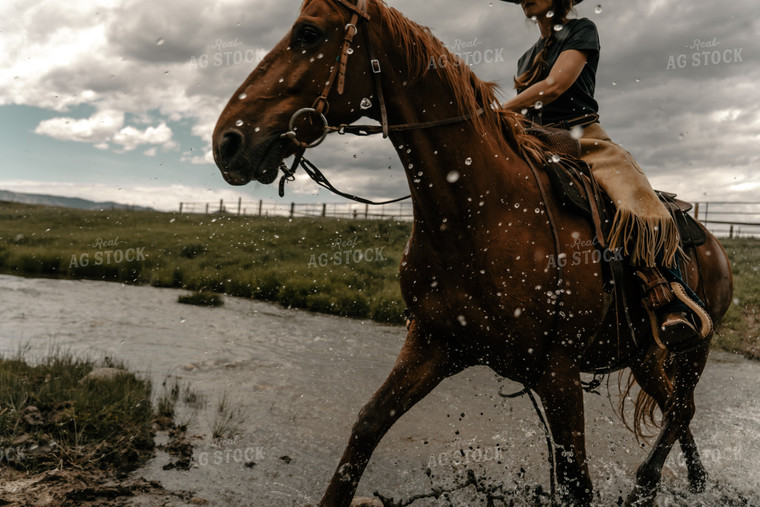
[319,322,463,507]
[629,346,709,493]
[625,343,710,506]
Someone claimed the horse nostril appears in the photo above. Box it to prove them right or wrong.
[219,130,243,164]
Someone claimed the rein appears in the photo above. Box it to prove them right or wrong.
[276,0,485,204]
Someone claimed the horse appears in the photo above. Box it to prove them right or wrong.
[211,0,733,505]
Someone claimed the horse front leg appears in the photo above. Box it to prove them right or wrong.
[534,348,593,506]
[319,323,463,507]
[625,345,708,506]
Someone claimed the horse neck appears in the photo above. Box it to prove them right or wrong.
[383,77,543,239]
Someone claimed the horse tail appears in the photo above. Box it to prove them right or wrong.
[617,357,671,443]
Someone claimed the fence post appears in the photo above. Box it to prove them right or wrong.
[322,203,327,217]
[179,202,183,213]
[290,202,295,218]
[219,199,224,213]
[694,202,699,220]
[730,225,734,238]
[258,200,263,216]
[237,197,242,215]
[364,204,369,219]
[205,203,209,214]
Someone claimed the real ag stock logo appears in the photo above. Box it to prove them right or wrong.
[68,237,146,268]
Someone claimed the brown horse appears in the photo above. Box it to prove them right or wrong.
[211,0,733,505]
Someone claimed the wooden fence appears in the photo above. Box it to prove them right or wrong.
[692,201,760,238]
[178,198,760,237]
[178,198,414,221]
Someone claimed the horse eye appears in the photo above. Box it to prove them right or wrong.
[294,25,323,46]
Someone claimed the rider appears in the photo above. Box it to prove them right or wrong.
[499,0,711,352]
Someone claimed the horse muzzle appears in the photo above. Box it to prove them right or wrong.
[214,129,286,185]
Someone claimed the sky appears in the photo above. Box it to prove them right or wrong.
[1,0,758,214]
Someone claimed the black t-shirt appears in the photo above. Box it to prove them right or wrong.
[516,18,600,125]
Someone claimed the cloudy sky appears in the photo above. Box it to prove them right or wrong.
[1,0,758,213]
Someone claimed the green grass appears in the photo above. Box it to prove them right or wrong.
[0,348,154,473]
[178,291,225,307]
[0,201,757,357]
[0,201,411,324]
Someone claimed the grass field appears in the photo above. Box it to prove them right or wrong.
[0,200,757,357]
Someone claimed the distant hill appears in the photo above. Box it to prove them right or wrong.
[0,189,154,211]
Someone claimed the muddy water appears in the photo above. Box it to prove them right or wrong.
[0,274,757,506]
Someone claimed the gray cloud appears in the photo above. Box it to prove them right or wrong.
[1,0,758,207]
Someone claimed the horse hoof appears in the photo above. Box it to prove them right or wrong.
[624,485,656,507]
[688,469,708,493]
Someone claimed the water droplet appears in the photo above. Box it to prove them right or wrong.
[612,81,617,86]
[570,125,583,139]
[254,127,261,133]
[464,157,473,166]
[514,308,522,318]
[514,203,520,208]
[278,77,285,83]
[155,38,165,46]
[551,154,561,163]
[457,315,468,326]
[317,53,324,59]
[346,48,354,55]
[235,119,244,127]
[447,171,460,183]
[553,24,564,32]
[595,4,603,14]
[534,101,543,110]
[238,92,247,100]
[360,97,372,110]
[547,10,555,18]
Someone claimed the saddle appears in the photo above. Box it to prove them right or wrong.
[526,125,707,250]
[523,125,710,355]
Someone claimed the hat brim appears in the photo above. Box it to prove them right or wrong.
[501,0,584,4]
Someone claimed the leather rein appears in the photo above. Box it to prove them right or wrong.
[276,0,483,204]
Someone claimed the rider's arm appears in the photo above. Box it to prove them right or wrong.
[501,49,588,113]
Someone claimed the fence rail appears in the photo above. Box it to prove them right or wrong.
[178,198,760,237]
[692,201,760,238]
[178,198,414,221]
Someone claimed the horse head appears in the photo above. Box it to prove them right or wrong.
[212,0,378,186]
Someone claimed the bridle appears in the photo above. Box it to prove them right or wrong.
[277,0,483,204]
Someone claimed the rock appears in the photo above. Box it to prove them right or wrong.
[79,368,128,384]
[350,498,383,507]
[21,406,44,426]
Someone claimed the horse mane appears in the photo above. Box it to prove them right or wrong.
[307,0,547,166]
[371,1,546,165]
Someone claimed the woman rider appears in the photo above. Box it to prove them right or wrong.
[499,0,712,352]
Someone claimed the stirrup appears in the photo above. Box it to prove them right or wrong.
[645,283,713,353]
